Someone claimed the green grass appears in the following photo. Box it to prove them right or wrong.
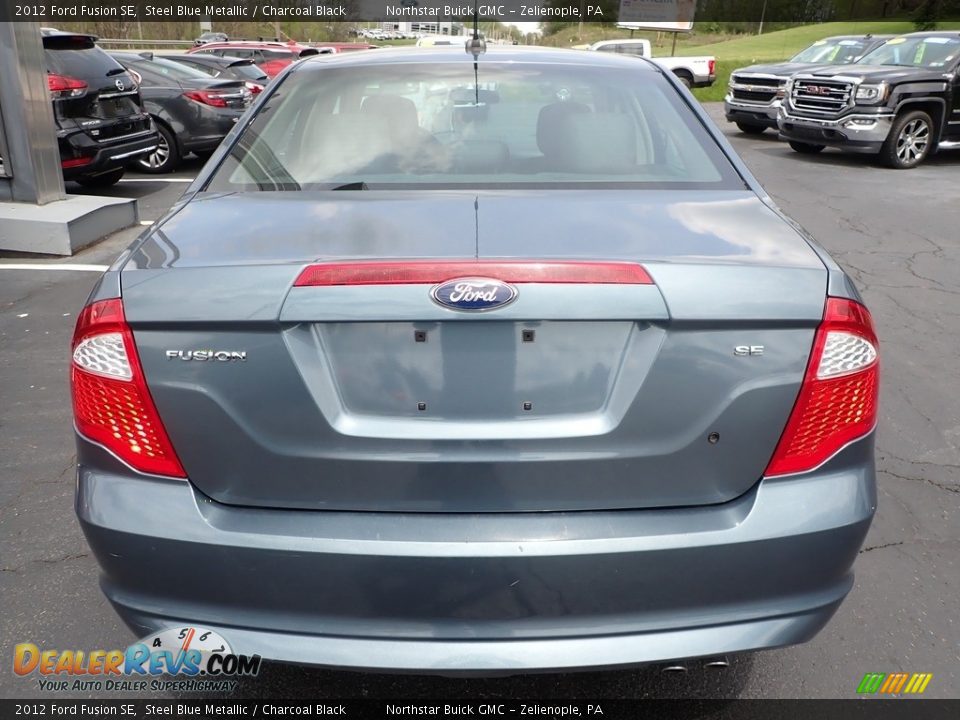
[539,24,733,51]
[675,21,960,61]
[689,59,749,102]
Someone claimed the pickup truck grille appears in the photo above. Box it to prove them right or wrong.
[733,88,778,103]
[730,75,783,105]
[732,75,781,88]
[790,79,853,115]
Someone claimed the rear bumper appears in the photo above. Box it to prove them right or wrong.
[176,106,242,154]
[58,128,159,180]
[777,107,894,152]
[76,435,875,673]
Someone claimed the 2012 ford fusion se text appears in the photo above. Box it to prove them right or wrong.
[71,46,879,673]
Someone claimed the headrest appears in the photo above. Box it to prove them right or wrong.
[536,101,591,157]
[549,113,637,173]
[296,113,395,178]
[361,94,420,139]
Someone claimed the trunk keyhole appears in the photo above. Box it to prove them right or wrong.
[522,402,533,411]
[414,331,427,343]
[522,330,535,343]
[708,432,720,444]
[418,402,427,412]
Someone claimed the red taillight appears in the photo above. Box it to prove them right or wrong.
[765,297,879,477]
[71,299,186,478]
[48,73,87,99]
[61,156,94,169]
[183,89,229,108]
[244,81,264,94]
[708,59,716,76]
[294,261,653,287]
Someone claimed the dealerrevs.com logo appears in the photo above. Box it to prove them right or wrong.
[14,626,261,693]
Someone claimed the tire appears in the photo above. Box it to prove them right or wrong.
[135,122,180,174]
[880,110,933,169]
[674,72,692,89]
[789,140,826,154]
[736,121,767,135]
[75,168,125,188]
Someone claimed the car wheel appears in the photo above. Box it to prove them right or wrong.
[880,110,933,169]
[674,72,692,89]
[75,168,125,188]
[136,123,180,174]
[736,122,767,135]
[789,141,826,154]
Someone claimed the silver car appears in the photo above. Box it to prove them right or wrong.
[72,46,879,673]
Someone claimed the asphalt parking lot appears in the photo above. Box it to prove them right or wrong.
[1,103,957,700]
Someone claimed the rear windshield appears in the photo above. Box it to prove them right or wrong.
[206,61,743,191]
[261,49,298,60]
[45,39,125,78]
[791,38,871,64]
[228,61,268,80]
[858,36,960,68]
[128,56,212,81]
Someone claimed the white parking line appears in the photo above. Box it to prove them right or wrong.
[119,177,195,183]
[0,264,108,272]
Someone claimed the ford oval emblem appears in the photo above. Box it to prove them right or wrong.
[431,277,518,312]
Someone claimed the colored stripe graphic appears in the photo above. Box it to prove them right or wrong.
[857,672,933,694]
[857,673,886,693]
[904,673,933,694]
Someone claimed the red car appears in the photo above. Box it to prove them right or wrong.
[187,40,321,78]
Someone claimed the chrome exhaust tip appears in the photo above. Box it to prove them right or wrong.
[703,657,730,669]
[661,664,688,674]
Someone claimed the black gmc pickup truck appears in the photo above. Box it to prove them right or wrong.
[778,31,960,169]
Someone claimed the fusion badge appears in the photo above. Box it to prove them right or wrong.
[431,278,518,312]
[166,350,247,362]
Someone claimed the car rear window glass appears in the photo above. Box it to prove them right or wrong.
[175,60,220,77]
[131,57,212,81]
[45,42,124,79]
[260,50,298,61]
[206,61,743,191]
[227,62,268,80]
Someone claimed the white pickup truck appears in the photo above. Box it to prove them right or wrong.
[584,39,716,88]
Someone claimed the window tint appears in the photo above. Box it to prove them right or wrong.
[207,61,742,191]
[175,60,220,77]
[130,57,212,82]
[45,45,124,79]
[619,44,646,57]
[791,39,870,64]
[858,36,960,68]
[228,62,269,80]
[259,50,297,61]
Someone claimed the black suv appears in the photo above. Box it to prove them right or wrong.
[42,30,158,186]
[778,31,960,168]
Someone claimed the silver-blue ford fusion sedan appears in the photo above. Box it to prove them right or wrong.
[72,46,879,673]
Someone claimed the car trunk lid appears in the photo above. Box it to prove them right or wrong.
[121,190,827,512]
